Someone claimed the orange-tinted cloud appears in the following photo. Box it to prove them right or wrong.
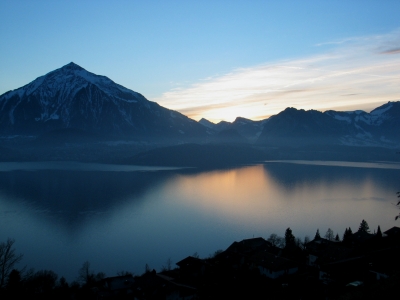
[155,30,400,123]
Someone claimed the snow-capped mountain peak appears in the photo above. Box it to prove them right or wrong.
[0,63,208,138]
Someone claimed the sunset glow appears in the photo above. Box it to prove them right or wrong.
[156,30,400,122]
[1,2,399,123]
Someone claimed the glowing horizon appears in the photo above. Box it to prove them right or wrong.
[155,30,400,123]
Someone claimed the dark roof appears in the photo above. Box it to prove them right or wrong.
[176,256,204,268]
[103,275,135,291]
[306,238,339,255]
[306,238,353,264]
[383,226,400,236]
[251,251,298,272]
[352,230,375,242]
[226,237,272,253]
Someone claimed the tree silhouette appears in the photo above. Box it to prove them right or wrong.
[358,219,370,233]
[314,229,321,240]
[0,238,23,287]
[335,233,340,241]
[343,227,353,243]
[325,228,334,241]
[376,225,382,238]
[396,191,400,220]
[284,228,295,249]
[78,261,94,286]
[267,233,284,247]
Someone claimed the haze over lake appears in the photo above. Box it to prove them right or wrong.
[0,161,398,281]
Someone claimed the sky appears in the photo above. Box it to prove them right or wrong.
[1,1,400,123]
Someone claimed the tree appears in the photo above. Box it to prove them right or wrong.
[78,261,94,286]
[343,227,353,243]
[144,263,151,274]
[396,191,400,220]
[314,229,321,240]
[325,228,334,241]
[29,270,58,292]
[267,233,279,246]
[0,238,23,287]
[161,258,173,272]
[59,276,69,288]
[335,233,340,241]
[6,269,21,290]
[117,271,133,276]
[358,219,370,233]
[376,225,382,238]
[295,237,303,249]
[267,233,285,248]
[284,228,295,249]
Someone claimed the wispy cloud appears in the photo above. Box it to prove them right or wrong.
[381,47,400,55]
[155,30,400,123]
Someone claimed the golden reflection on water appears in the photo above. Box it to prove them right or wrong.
[166,165,272,217]
[162,164,395,237]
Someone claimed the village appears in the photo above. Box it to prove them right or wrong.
[89,222,400,299]
[1,221,399,299]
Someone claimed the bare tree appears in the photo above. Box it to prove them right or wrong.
[267,233,279,246]
[268,233,285,248]
[0,238,23,287]
[161,258,173,272]
[325,228,334,241]
[78,261,94,286]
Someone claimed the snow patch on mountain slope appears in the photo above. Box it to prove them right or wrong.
[332,114,351,123]
[371,103,393,116]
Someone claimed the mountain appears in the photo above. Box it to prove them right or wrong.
[199,117,266,143]
[256,102,400,148]
[325,102,400,146]
[0,62,208,140]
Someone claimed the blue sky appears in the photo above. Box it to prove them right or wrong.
[1,1,400,122]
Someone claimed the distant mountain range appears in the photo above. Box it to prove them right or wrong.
[201,102,400,148]
[0,63,399,163]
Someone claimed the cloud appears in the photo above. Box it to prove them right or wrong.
[155,30,400,123]
[381,47,400,55]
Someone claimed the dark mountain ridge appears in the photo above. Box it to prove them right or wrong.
[256,102,400,147]
[0,62,208,140]
[201,102,400,148]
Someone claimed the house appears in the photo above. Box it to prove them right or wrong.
[132,271,197,300]
[383,226,400,238]
[225,237,272,255]
[176,256,208,278]
[305,237,352,267]
[351,230,375,244]
[251,251,298,279]
[97,274,135,298]
[213,250,246,269]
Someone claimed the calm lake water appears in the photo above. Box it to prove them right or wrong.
[0,160,399,281]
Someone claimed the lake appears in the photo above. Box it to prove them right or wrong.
[0,160,399,282]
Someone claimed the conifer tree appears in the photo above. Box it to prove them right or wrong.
[358,219,370,233]
[335,233,340,241]
[343,227,353,243]
[284,228,295,248]
[314,229,321,240]
[376,225,382,238]
[343,228,348,241]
